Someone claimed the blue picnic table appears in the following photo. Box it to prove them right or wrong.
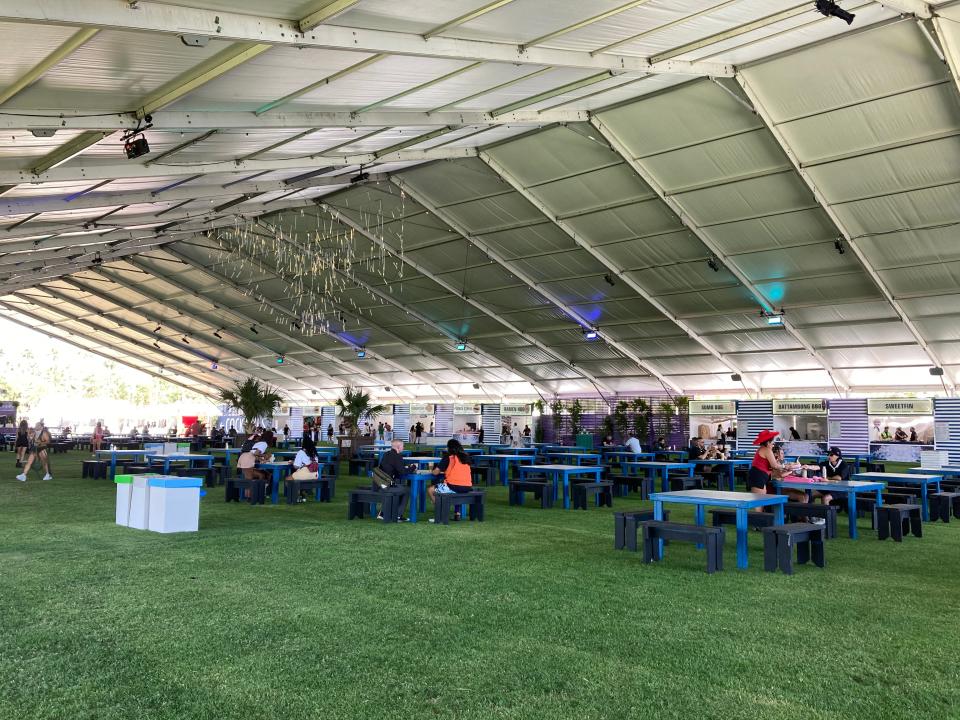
[257,461,293,504]
[650,489,787,569]
[544,452,601,466]
[145,453,214,475]
[855,471,942,521]
[95,449,150,479]
[775,479,884,539]
[518,464,603,510]
[690,458,752,492]
[475,454,535,485]
[621,461,695,493]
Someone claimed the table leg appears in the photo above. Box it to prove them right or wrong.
[562,472,570,510]
[773,502,784,525]
[848,491,858,539]
[920,482,929,521]
[409,478,419,523]
[271,469,280,504]
[653,501,664,558]
[694,504,705,549]
[735,507,748,569]
[110,454,117,480]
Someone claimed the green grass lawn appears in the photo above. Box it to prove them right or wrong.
[1,451,959,719]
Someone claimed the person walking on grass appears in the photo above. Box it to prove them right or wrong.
[14,419,28,468]
[17,421,53,482]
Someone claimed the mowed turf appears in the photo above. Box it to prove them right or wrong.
[1,451,959,720]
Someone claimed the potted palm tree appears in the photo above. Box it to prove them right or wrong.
[335,387,386,454]
[219,377,283,442]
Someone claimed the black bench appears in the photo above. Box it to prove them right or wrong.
[783,502,838,540]
[508,480,554,508]
[614,509,669,551]
[122,463,152,476]
[348,457,376,476]
[640,521,725,574]
[81,460,108,479]
[710,509,777,530]
[284,476,332,504]
[225,476,267,505]
[572,481,613,510]
[434,490,485,525]
[348,488,398,521]
[876,504,922,541]
[930,492,960,522]
[174,466,215,487]
[761,523,825,574]
[472,465,495,486]
[669,473,703,492]
[607,473,652,499]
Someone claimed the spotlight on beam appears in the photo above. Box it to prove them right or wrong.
[603,273,615,286]
[814,0,854,24]
[706,257,720,272]
[276,355,285,365]
[356,348,366,359]
[213,329,223,339]
[210,361,218,370]
[834,238,845,255]
[583,327,599,341]
[766,315,784,326]
[456,340,467,351]
[730,373,741,382]
[250,325,258,334]
[930,367,945,376]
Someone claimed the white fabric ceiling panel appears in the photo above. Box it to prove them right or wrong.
[842,365,941,388]
[453,67,601,112]
[0,21,79,88]
[801,321,915,349]
[569,298,664,325]
[485,126,620,185]
[381,63,543,110]
[878,263,960,298]
[602,320,688,341]
[563,201,684,245]
[532,165,655,217]
[0,131,92,162]
[784,301,898,326]
[627,263,738,296]
[752,273,879,308]
[930,342,960,364]
[832,184,960,238]
[807,137,960,205]
[536,275,642,305]
[642,130,789,193]
[730,244,864,281]
[912,315,960,343]
[638,354,727,375]
[655,285,758,317]
[434,194,546,234]
[703,328,801,354]
[778,82,960,166]
[679,172,816,227]
[707,208,838,255]
[597,231,706,269]
[508,252,612,284]
[740,21,946,124]
[596,80,761,158]
[820,345,931,369]
[474,223,576,259]
[843,225,960,270]
[727,349,820,372]
[634,336,711,359]
[8,31,233,111]
[397,159,508,206]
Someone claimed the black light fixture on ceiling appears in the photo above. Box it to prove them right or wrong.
[250,325,258,334]
[153,324,161,333]
[707,257,720,272]
[213,328,223,339]
[473,383,481,390]
[931,366,949,394]
[181,336,190,344]
[834,238,845,255]
[153,341,160,349]
[814,0,855,24]
[603,273,615,287]
[730,373,742,382]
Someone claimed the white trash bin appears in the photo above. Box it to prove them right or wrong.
[147,476,202,533]
[114,474,133,526]
[128,475,155,530]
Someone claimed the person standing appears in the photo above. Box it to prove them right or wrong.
[510,422,522,448]
[747,430,784,496]
[477,425,485,444]
[909,427,918,443]
[378,421,385,442]
[17,421,53,482]
[14,419,28,468]
[92,421,104,457]
[789,426,801,440]
[414,422,423,446]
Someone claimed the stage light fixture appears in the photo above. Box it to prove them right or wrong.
[250,325,258,334]
[153,325,161,333]
[707,257,720,272]
[834,238,845,255]
[603,273,615,286]
[815,0,855,24]
[153,341,161,349]
[210,361,218,370]
[456,340,467,351]
[276,355,285,365]
[583,327,599,341]
[182,336,190,344]
[473,383,480,390]
[766,315,784,326]
[213,329,223,339]
[356,348,366,359]
[930,367,945,376]
[730,373,741,382]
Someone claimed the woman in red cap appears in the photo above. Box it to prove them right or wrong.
[748,429,784,496]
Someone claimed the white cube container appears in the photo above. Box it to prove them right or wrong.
[114,475,133,526]
[128,475,154,530]
[147,476,202,533]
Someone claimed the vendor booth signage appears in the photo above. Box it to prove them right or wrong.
[454,403,480,415]
[408,403,433,416]
[867,398,933,415]
[501,403,531,415]
[689,400,735,415]
[773,399,827,415]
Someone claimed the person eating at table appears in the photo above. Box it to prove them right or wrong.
[236,438,271,500]
[625,430,642,454]
[748,429,785,496]
[688,436,706,460]
[427,439,473,520]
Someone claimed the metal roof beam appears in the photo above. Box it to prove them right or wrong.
[30,131,112,175]
[59,275,339,401]
[0,300,220,398]
[0,146,477,185]
[0,0,732,77]
[0,109,586,132]
[0,27,99,106]
[735,71,955,392]
[491,71,614,116]
[354,62,484,114]
[476,151,741,394]
[424,0,518,38]
[881,1,933,18]
[588,114,850,394]
[316,200,613,394]
[9,290,231,394]
[148,246,420,396]
[298,0,363,32]
[522,1,653,48]
[255,54,387,115]
[593,0,738,55]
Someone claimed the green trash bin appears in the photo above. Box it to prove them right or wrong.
[575,434,594,450]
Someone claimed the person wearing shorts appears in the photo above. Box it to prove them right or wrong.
[747,429,783,495]
[17,422,52,482]
[428,439,473,513]
[14,419,28,467]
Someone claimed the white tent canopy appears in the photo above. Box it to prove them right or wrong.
[1,0,958,401]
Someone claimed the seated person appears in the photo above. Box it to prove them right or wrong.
[811,447,849,507]
[687,436,706,460]
[770,445,821,504]
[894,427,908,442]
[236,439,270,497]
[428,439,473,518]
[625,432,642,454]
[373,438,411,521]
[602,434,615,447]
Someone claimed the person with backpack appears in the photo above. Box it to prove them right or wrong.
[428,439,473,520]
[372,438,412,521]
